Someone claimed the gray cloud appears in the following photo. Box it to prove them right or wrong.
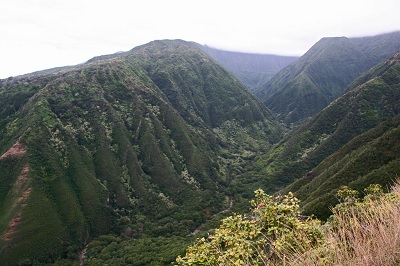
[1,0,399,78]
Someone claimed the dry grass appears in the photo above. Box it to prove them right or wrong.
[329,200,400,265]
[284,182,400,266]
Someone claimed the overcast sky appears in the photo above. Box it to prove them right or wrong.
[1,0,399,78]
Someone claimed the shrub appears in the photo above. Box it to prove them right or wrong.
[176,189,324,265]
[178,182,400,265]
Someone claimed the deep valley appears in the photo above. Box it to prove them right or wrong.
[1,31,400,265]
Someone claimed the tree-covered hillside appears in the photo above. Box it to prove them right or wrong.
[0,40,282,265]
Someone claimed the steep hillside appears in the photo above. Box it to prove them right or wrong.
[351,31,400,65]
[256,31,400,124]
[0,40,281,264]
[282,114,400,219]
[201,45,298,92]
[256,50,400,208]
[131,41,280,131]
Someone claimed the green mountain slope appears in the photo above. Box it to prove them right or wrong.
[256,50,400,206]
[0,40,281,264]
[351,31,400,65]
[282,114,400,219]
[256,31,400,124]
[201,45,298,92]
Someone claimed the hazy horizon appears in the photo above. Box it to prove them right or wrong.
[2,0,400,78]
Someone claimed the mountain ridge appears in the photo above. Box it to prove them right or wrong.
[255,31,400,124]
[0,40,282,264]
[201,45,298,92]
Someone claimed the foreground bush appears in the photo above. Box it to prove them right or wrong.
[177,182,400,265]
[176,189,324,265]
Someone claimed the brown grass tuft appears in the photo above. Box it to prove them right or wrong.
[285,181,400,266]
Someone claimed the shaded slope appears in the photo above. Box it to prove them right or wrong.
[256,31,400,124]
[0,40,282,264]
[350,31,400,65]
[201,45,298,92]
[256,50,400,198]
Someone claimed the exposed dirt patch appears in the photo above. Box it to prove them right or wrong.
[4,212,21,241]
[0,141,27,160]
[14,187,32,207]
[79,245,88,266]
[14,164,30,188]
[3,165,31,241]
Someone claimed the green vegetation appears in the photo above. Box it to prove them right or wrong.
[85,235,194,265]
[1,35,400,265]
[177,189,323,265]
[255,32,400,124]
[256,51,400,219]
[0,40,281,264]
[282,114,400,219]
[177,182,400,265]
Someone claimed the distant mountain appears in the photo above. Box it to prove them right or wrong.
[0,40,281,264]
[256,50,400,218]
[350,31,400,64]
[255,31,400,124]
[201,45,298,92]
